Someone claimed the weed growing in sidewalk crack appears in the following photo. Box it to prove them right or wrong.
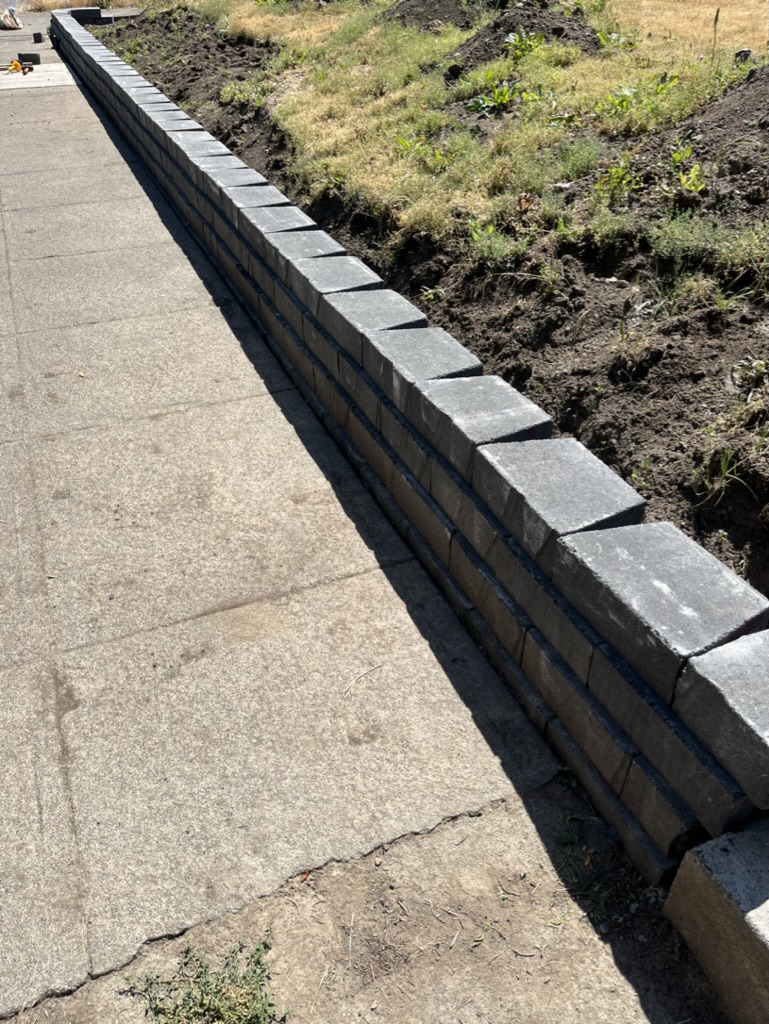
[122,941,287,1024]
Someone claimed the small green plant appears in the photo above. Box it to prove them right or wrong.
[692,447,757,506]
[396,135,451,174]
[678,163,707,193]
[670,137,693,170]
[420,284,445,305]
[732,356,768,401]
[594,156,642,207]
[122,942,286,1024]
[597,29,636,50]
[629,459,652,493]
[502,29,544,62]
[467,78,520,116]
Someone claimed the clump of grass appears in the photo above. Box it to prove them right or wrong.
[123,941,286,1024]
[648,215,769,294]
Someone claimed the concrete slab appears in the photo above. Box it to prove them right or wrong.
[56,561,547,976]
[0,64,77,90]
[0,329,23,440]
[9,242,232,333]
[664,819,769,1024]
[0,162,158,212]
[31,391,410,650]
[3,195,177,259]
[1,85,100,125]
[0,443,55,670]
[3,117,137,174]
[17,306,291,434]
[0,660,89,1015]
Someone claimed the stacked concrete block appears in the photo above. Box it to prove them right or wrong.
[674,632,769,809]
[475,439,646,576]
[553,522,769,701]
[664,819,769,1024]
[53,11,769,936]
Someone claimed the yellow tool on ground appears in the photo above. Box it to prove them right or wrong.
[1,58,33,74]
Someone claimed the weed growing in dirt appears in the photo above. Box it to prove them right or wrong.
[692,447,757,507]
[594,155,643,207]
[467,76,521,115]
[123,941,286,1024]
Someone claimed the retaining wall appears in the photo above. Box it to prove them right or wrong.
[51,9,769,888]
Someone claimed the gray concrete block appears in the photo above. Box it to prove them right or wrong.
[448,532,489,609]
[474,439,646,577]
[302,312,340,379]
[524,630,636,792]
[271,276,305,338]
[145,116,204,141]
[287,256,383,318]
[261,230,346,285]
[406,525,474,618]
[361,327,483,414]
[589,645,754,837]
[167,131,231,160]
[489,536,601,683]
[338,353,381,431]
[346,408,395,492]
[240,206,318,260]
[546,720,676,885]
[317,290,427,367]
[190,154,252,190]
[120,87,166,105]
[201,165,269,206]
[245,246,277,304]
[392,464,455,568]
[430,459,500,565]
[219,185,289,228]
[471,614,555,734]
[409,376,552,483]
[554,523,769,703]
[379,402,433,490]
[674,632,769,809]
[664,819,769,1024]
[621,756,707,858]
[312,363,350,433]
[477,573,530,665]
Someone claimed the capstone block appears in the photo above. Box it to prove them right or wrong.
[240,207,318,260]
[361,327,482,414]
[167,131,231,159]
[219,186,289,227]
[409,376,552,483]
[317,291,427,367]
[553,522,769,702]
[287,256,383,318]
[474,438,646,576]
[674,632,769,809]
[262,231,346,285]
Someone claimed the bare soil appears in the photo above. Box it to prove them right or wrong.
[12,793,732,1024]
[98,5,769,596]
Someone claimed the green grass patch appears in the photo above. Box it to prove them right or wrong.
[123,941,286,1024]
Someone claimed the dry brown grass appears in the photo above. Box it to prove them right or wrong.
[611,0,766,56]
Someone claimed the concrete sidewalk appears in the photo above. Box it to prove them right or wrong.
[0,15,557,1013]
